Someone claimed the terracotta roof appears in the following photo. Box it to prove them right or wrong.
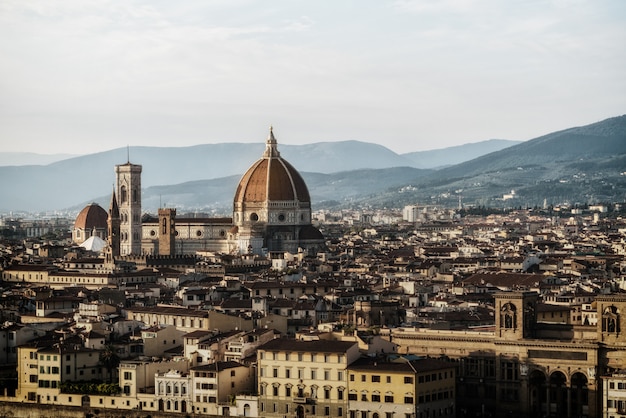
[74,203,108,230]
[234,131,310,204]
[259,338,357,353]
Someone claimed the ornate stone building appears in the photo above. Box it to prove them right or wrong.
[93,128,325,258]
[115,160,142,255]
[72,203,108,245]
[386,291,626,418]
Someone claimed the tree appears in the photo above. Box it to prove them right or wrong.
[99,345,120,383]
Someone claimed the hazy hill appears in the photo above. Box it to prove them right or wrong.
[0,139,488,212]
[362,115,626,208]
[80,167,430,215]
[0,152,78,166]
[402,139,521,169]
[435,115,626,179]
[1,115,624,213]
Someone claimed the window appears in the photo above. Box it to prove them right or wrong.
[384,395,394,403]
[350,374,355,381]
[404,376,413,384]
[404,396,414,404]
[372,375,381,382]
[372,393,381,402]
[501,361,518,381]
[361,375,366,382]
[386,376,391,383]
[348,393,357,401]
[120,186,127,203]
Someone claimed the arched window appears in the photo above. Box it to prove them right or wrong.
[602,305,620,333]
[162,218,168,235]
[132,188,138,203]
[501,303,516,329]
[120,186,127,203]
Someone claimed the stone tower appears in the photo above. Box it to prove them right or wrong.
[494,291,538,340]
[107,187,120,258]
[158,208,176,256]
[115,161,142,255]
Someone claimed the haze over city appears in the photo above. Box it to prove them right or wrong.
[1,0,625,155]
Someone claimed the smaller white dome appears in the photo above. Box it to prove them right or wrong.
[80,235,108,252]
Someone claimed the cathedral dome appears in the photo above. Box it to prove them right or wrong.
[234,128,310,205]
[74,203,108,230]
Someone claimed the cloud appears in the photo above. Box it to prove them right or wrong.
[0,0,624,154]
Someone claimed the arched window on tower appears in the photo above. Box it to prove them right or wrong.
[602,305,620,334]
[162,217,168,235]
[120,186,127,204]
[133,188,138,203]
[501,303,516,329]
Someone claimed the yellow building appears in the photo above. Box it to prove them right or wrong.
[257,338,361,417]
[16,337,103,405]
[347,357,456,418]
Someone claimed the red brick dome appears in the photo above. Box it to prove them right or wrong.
[74,203,108,230]
[234,128,310,205]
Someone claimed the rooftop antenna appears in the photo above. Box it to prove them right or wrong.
[127,145,130,163]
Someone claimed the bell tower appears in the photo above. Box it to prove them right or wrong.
[494,291,538,340]
[107,187,120,258]
[115,160,142,255]
[158,208,176,256]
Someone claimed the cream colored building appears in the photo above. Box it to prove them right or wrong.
[190,361,254,416]
[347,357,456,418]
[257,338,360,418]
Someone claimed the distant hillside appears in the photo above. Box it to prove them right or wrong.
[0,139,489,213]
[361,115,626,209]
[0,141,414,212]
[0,152,78,166]
[1,115,624,213]
[79,167,431,215]
[402,139,521,169]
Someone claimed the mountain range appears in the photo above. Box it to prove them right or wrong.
[1,115,624,214]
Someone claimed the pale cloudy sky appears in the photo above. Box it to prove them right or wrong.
[1,0,624,155]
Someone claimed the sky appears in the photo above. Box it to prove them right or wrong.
[0,0,625,156]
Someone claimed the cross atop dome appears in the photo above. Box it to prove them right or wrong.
[263,125,280,157]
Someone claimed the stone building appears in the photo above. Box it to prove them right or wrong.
[72,203,108,245]
[386,291,625,418]
[95,128,326,259]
